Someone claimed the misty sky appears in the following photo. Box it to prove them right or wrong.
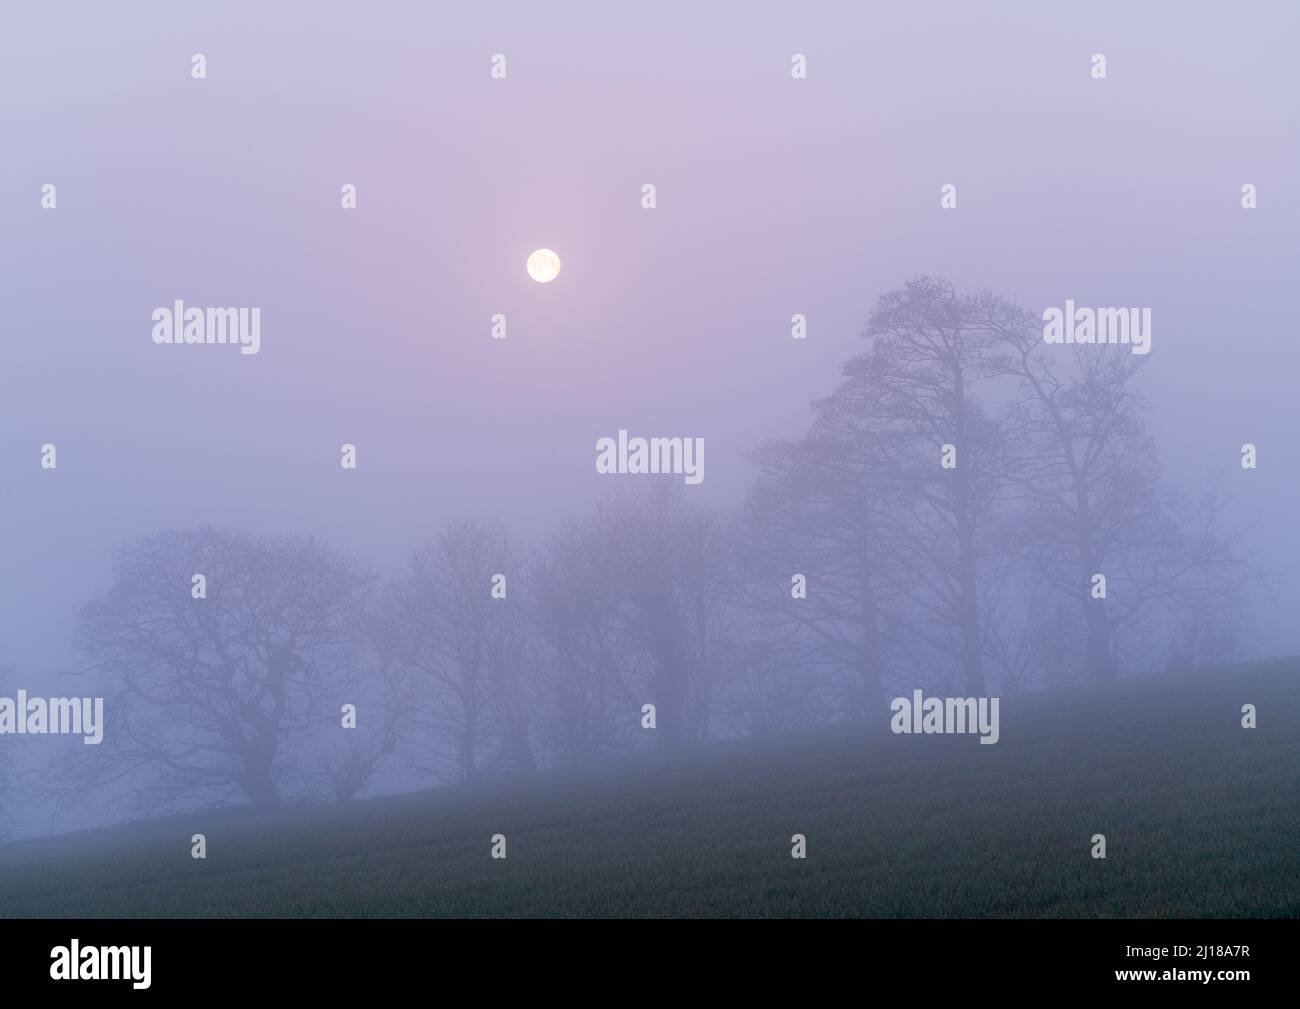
[2,0,1298,685]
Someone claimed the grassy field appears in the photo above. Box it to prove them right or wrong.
[2,659,1298,918]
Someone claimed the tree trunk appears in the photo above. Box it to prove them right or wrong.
[1075,499,1114,682]
[954,496,986,694]
[858,566,886,717]
[239,758,281,809]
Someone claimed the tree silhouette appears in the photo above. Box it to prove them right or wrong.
[530,514,638,766]
[69,527,373,812]
[986,298,1269,679]
[388,520,533,783]
[815,277,1009,694]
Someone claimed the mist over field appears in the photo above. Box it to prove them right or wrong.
[0,1,1297,920]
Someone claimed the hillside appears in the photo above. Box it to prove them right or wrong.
[2,660,1298,917]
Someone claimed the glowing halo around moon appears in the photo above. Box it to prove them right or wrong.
[526,248,561,283]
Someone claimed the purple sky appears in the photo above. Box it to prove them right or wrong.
[1,0,1297,681]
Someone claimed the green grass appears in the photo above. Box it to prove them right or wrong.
[2,659,1298,917]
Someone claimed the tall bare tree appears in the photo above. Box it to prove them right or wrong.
[819,277,1009,693]
[744,430,898,721]
[985,301,1270,680]
[605,486,734,752]
[530,515,639,766]
[389,520,534,783]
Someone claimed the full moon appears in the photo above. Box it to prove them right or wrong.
[526,248,561,283]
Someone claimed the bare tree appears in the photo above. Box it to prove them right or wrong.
[389,520,533,784]
[986,300,1157,680]
[986,302,1272,680]
[743,430,897,721]
[1126,479,1276,675]
[724,640,828,737]
[68,527,373,813]
[815,277,1009,694]
[530,516,638,766]
[318,614,416,802]
[604,486,734,752]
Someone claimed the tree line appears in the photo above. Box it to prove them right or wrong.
[32,278,1269,818]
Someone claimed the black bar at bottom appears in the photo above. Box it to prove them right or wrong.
[0,918,1286,996]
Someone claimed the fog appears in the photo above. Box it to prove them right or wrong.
[0,1,1296,841]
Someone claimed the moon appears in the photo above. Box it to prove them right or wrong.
[526,248,561,283]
